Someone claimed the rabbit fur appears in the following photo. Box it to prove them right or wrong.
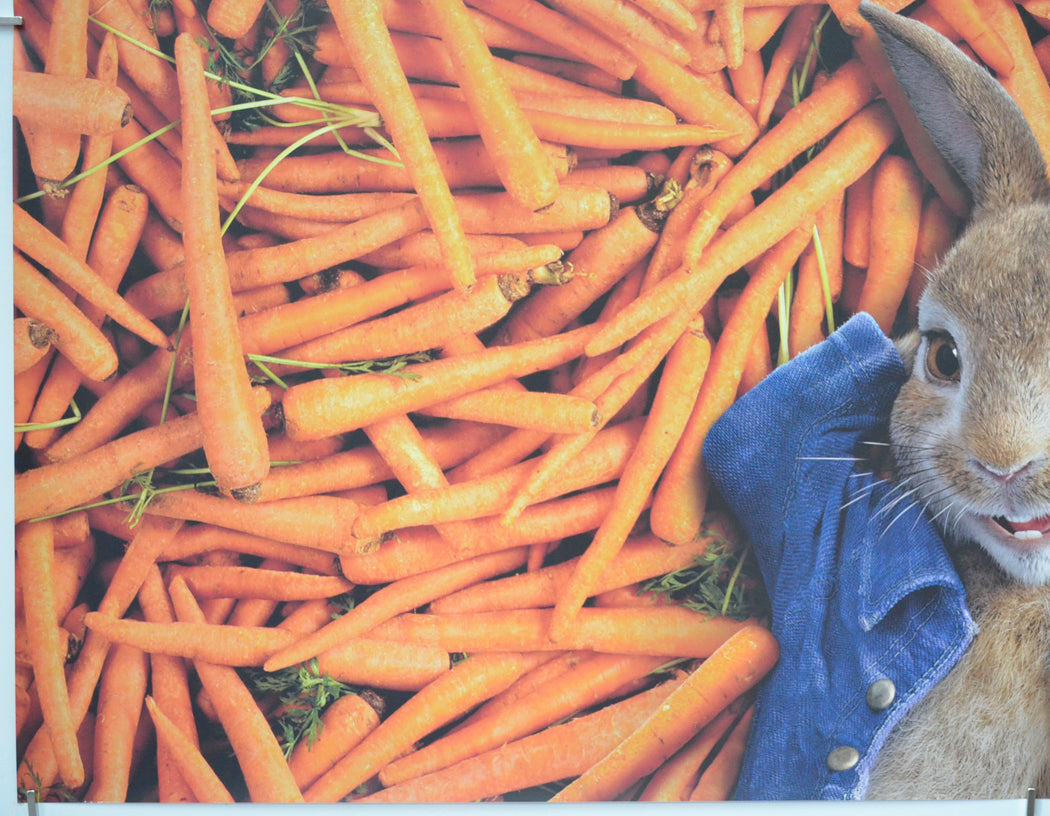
[853,3,1050,799]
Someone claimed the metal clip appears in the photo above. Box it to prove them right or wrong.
[25,789,38,816]
[1027,787,1037,816]
[0,15,23,24]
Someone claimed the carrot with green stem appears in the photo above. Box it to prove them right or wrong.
[585,101,899,359]
[551,624,778,801]
[649,222,815,545]
[381,651,670,785]
[324,0,475,288]
[358,673,687,803]
[175,32,269,497]
[303,651,546,802]
[16,519,85,790]
[13,205,169,349]
[422,0,560,209]
[145,696,235,803]
[168,575,304,802]
[287,692,384,791]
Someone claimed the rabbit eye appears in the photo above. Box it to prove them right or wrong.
[924,333,960,382]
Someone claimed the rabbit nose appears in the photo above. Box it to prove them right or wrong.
[970,456,1039,485]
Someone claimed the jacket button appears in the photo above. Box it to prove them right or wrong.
[866,678,896,712]
[826,746,860,772]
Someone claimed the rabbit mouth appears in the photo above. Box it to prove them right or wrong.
[983,514,1050,549]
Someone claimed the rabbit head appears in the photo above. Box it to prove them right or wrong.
[859,2,1050,584]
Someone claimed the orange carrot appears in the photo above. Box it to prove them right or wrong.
[549,318,711,639]
[303,651,542,802]
[926,0,1013,75]
[728,48,766,122]
[417,389,601,433]
[12,251,117,382]
[14,388,271,524]
[551,624,778,801]
[712,0,746,68]
[206,0,265,37]
[422,0,560,209]
[638,701,742,801]
[82,612,295,666]
[358,675,686,803]
[13,204,168,349]
[13,71,131,138]
[688,704,755,800]
[496,186,681,345]
[16,519,85,789]
[905,195,960,320]
[175,33,269,497]
[649,222,815,545]
[145,696,235,803]
[843,163,875,267]
[325,0,475,288]
[314,637,452,691]
[370,606,750,658]
[168,576,304,802]
[430,530,716,615]
[13,317,55,375]
[339,486,619,584]
[350,418,642,538]
[265,547,529,672]
[287,692,384,791]
[855,154,924,333]
[136,565,198,804]
[141,490,367,556]
[465,0,636,80]
[757,4,824,129]
[165,564,353,601]
[585,101,898,359]
[282,324,595,440]
[547,0,691,63]
[381,652,669,785]
[789,189,845,356]
[26,183,150,450]
[83,640,148,802]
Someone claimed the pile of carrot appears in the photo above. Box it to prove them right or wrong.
[13,0,1050,803]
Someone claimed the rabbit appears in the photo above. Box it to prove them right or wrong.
[853,2,1050,800]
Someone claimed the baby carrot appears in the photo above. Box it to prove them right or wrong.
[16,519,85,790]
[168,576,304,802]
[326,0,475,288]
[304,651,541,802]
[175,33,269,497]
[145,696,235,803]
[422,0,560,210]
[551,624,778,801]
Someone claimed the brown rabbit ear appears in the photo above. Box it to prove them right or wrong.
[858,1,1050,213]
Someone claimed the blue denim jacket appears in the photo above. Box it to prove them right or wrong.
[703,313,977,800]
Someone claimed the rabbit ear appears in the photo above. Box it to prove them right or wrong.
[858,1,1050,212]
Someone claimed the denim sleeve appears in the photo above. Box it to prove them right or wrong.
[702,313,907,599]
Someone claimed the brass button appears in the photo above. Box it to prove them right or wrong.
[826,745,860,772]
[866,678,896,712]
